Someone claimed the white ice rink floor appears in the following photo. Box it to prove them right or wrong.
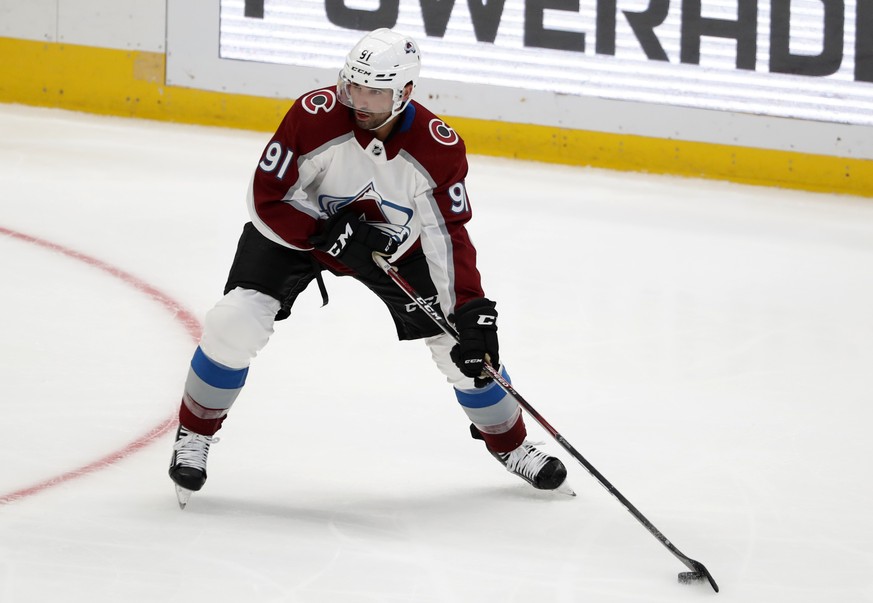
[1,104,872,602]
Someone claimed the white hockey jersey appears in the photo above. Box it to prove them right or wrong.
[247,87,485,314]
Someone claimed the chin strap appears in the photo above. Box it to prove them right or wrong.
[367,110,402,131]
[366,97,411,131]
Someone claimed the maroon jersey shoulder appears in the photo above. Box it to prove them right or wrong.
[395,101,468,185]
[282,88,354,154]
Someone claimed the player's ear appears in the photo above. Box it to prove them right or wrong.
[402,83,413,101]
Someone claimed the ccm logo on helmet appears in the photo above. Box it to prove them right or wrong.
[301,90,337,115]
[429,119,459,146]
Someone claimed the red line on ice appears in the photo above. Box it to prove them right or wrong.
[0,226,201,505]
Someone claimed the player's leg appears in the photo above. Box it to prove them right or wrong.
[424,333,567,491]
[358,250,568,491]
[170,287,279,493]
[170,223,319,497]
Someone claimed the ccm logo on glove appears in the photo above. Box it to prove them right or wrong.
[450,298,499,387]
[309,212,398,277]
[327,222,355,257]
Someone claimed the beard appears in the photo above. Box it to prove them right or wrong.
[353,109,391,131]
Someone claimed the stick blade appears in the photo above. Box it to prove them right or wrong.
[680,560,719,593]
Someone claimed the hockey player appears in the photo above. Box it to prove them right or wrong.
[168,28,569,508]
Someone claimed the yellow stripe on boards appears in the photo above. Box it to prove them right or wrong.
[0,37,288,131]
[1,36,870,198]
[450,117,873,197]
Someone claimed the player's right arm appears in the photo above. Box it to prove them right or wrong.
[246,100,323,250]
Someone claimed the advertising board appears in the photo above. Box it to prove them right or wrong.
[219,0,873,125]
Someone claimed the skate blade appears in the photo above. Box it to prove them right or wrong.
[555,481,576,497]
[175,484,193,510]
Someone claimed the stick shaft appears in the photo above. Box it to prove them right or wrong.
[372,253,719,593]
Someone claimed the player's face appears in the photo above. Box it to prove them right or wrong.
[341,82,395,129]
[346,83,394,113]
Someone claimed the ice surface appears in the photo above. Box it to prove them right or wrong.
[1,104,872,602]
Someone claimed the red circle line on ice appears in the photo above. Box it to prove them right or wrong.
[0,225,201,505]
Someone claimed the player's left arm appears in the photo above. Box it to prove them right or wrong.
[426,157,502,383]
[414,141,486,313]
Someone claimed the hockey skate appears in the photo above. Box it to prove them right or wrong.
[473,426,574,495]
[493,442,574,495]
[168,425,217,509]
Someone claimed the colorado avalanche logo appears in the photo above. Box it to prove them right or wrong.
[428,119,459,146]
[301,90,336,114]
[318,183,413,245]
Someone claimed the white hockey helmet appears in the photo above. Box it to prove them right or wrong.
[337,29,421,122]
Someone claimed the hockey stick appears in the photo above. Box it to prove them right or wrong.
[372,253,719,593]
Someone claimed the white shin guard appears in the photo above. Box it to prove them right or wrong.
[198,287,281,369]
[425,333,520,433]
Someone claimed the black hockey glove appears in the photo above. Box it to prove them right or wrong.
[450,298,499,387]
[309,213,398,277]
